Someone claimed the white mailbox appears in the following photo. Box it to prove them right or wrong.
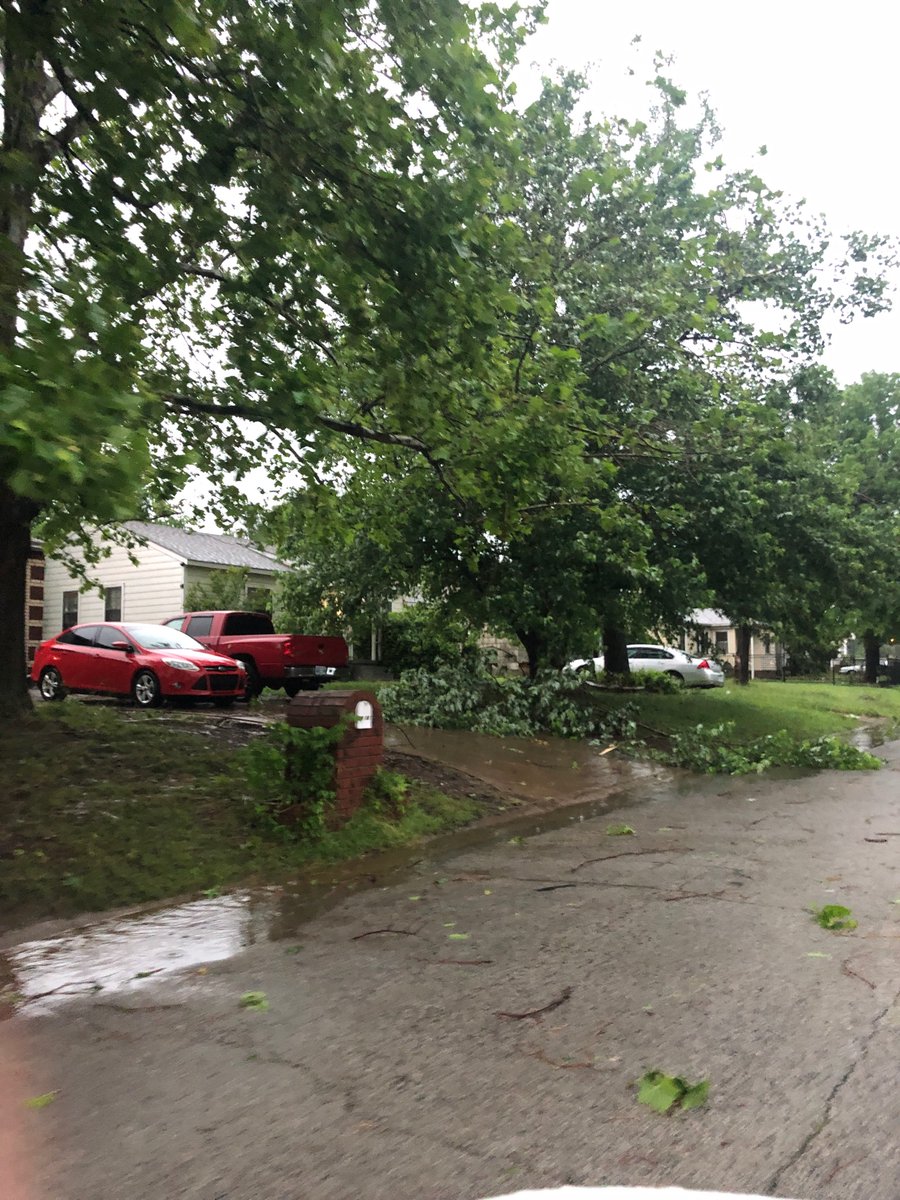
[354,699,374,730]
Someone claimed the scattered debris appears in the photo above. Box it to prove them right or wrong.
[811,904,858,931]
[497,986,573,1021]
[421,958,494,966]
[571,847,691,872]
[636,1070,709,1114]
[351,927,419,940]
[841,958,875,990]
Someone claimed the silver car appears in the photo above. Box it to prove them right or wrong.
[568,644,725,688]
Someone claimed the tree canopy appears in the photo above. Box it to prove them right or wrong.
[0,0,538,714]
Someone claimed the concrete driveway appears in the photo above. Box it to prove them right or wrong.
[2,740,898,1200]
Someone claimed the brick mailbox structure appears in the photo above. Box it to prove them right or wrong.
[286,689,384,823]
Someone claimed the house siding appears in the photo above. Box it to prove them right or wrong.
[43,541,186,636]
[181,564,282,603]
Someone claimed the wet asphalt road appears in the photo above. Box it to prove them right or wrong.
[1,739,899,1200]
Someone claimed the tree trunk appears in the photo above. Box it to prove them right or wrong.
[735,624,752,686]
[602,622,629,675]
[863,630,881,686]
[1,14,50,717]
[515,629,544,680]
[0,486,38,718]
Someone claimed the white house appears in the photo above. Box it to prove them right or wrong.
[43,521,290,637]
[685,608,781,677]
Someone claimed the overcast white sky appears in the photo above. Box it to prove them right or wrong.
[518,0,900,384]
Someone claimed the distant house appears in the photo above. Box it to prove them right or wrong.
[685,608,782,678]
[42,521,290,637]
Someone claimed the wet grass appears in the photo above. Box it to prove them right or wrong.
[585,679,900,743]
[0,703,480,933]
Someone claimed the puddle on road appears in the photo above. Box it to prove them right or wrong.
[2,731,718,1018]
[7,718,848,1017]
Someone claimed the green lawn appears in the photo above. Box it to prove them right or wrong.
[586,679,900,743]
[0,703,479,932]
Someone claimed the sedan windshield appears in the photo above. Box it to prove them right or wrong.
[123,624,206,651]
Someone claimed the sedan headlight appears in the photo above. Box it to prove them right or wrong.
[162,657,201,672]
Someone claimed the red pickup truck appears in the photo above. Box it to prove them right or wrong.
[161,611,349,698]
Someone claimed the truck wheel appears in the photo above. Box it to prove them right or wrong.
[238,659,261,701]
[284,681,302,699]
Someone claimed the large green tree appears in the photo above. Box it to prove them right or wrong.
[269,74,894,676]
[831,372,900,680]
[0,0,538,715]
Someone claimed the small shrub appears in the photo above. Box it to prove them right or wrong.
[237,720,349,838]
[364,768,410,819]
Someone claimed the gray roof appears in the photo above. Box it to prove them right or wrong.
[688,608,731,628]
[124,521,289,573]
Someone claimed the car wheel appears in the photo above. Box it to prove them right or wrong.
[213,697,235,709]
[39,666,66,701]
[665,671,684,684]
[132,669,162,708]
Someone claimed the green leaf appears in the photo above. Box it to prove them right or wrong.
[25,1092,58,1110]
[812,904,858,931]
[679,1080,710,1110]
[239,991,269,1011]
[637,1070,709,1113]
[637,1071,682,1113]
[606,823,635,836]
[448,932,469,940]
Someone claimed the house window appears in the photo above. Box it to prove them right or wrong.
[714,631,728,656]
[104,586,122,622]
[62,590,78,629]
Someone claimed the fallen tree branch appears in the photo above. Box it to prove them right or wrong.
[497,986,573,1020]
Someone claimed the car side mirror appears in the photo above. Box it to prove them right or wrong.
[112,641,135,653]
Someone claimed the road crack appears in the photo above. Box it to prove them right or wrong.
[764,988,899,1195]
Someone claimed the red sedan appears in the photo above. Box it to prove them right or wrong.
[31,622,247,708]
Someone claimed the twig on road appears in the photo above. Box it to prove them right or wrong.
[351,927,419,940]
[497,986,573,1020]
[841,958,876,990]
[419,958,494,966]
[570,847,692,873]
